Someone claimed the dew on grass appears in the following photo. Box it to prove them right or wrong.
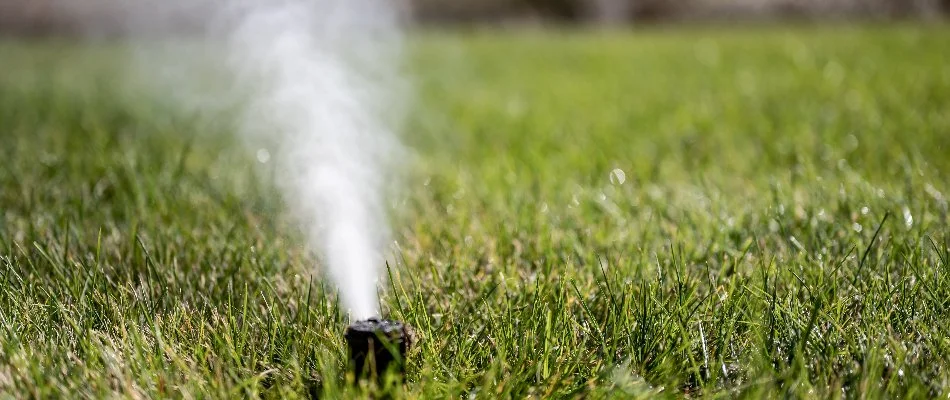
[852,223,863,233]
[837,159,849,171]
[861,206,870,215]
[845,134,859,152]
[256,148,270,163]
[903,207,914,228]
[610,168,626,185]
[925,183,945,203]
[790,236,805,252]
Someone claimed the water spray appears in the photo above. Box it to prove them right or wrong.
[96,0,415,382]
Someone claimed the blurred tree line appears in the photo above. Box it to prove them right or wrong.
[417,0,949,24]
[1,0,948,36]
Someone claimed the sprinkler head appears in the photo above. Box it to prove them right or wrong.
[344,318,413,382]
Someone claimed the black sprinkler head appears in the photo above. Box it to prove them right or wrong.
[344,318,413,382]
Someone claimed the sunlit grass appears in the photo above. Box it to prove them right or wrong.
[1,25,949,398]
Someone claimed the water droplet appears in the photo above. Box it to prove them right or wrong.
[903,207,914,229]
[256,148,270,163]
[609,168,626,185]
[852,223,863,233]
[790,236,805,252]
[597,192,607,201]
[837,159,849,171]
[845,134,859,152]
[925,183,945,203]
[540,202,549,213]
[861,206,870,215]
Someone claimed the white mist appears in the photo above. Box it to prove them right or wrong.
[228,0,403,321]
[111,0,405,320]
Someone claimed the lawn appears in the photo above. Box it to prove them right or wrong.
[1,25,949,398]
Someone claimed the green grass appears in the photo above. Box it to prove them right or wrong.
[2,25,950,398]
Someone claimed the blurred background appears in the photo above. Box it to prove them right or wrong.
[1,0,948,36]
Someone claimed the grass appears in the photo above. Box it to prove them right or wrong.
[1,24,949,398]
